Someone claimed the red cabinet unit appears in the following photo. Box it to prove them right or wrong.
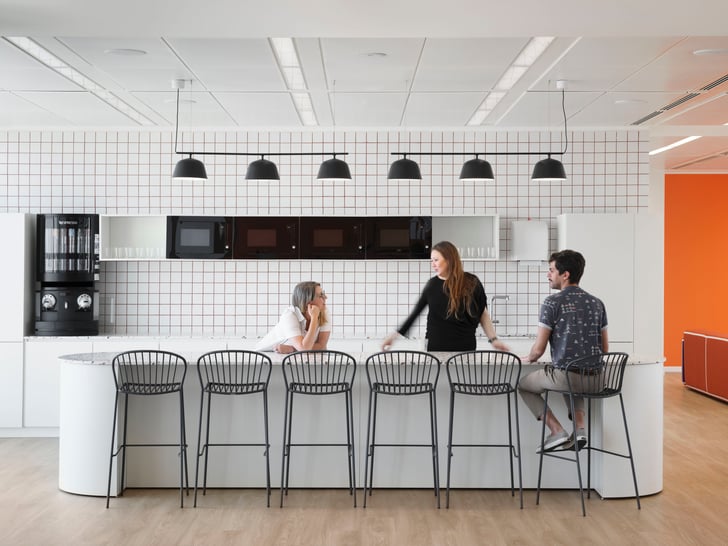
[683,331,728,402]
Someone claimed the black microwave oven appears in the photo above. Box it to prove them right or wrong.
[166,216,233,259]
[299,217,365,259]
[366,216,432,258]
[233,217,299,259]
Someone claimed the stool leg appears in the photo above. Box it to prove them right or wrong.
[445,390,456,509]
[201,392,212,496]
[193,389,207,507]
[120,393,129,497]
[345,389,357,507]
[536,391,549,505]
[363,389,376,508]
[429,390,440,509]
[586,398,592,498]
[279,390,292,508]
[619,394,641,509]
[568,392,586,517]
[506,394,515,496]
[512,392,524,509]
[179,390,187,508]
[106,392,120,508]
[263,389,271,508]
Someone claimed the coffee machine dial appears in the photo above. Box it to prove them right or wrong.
[77,293,93,310]
[41,293,57,310]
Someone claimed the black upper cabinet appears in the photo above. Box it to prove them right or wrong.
[233,217,299,259]
[366,216,432,259]
[167,216,233,259]
[299,217,365,259]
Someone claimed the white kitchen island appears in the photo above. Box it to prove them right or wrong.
[58,339,663,500]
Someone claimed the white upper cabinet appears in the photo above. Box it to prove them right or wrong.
[558,213,635,343]
[99,215,166,260]
[511,220,549,261]
[432,215,499,260]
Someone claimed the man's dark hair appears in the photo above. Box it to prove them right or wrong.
[549,249,586,284]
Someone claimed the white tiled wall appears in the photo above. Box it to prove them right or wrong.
[0,129,649,339]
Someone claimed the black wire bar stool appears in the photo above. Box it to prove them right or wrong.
[363,350,441,508]
[536,352,640,516]
[195,350,273,507]
[445,350,523,509]
[106,350,189,508]
[280,350,357,507]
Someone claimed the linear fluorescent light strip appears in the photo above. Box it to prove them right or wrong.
[270,37,318,126]
[467,36,555,126]
[4,36,154,126]
[648,136,702,156]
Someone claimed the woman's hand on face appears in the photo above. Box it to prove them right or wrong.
[307,303,321,320]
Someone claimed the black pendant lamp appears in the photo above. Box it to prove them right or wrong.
[317,155,352,180]
[531,154,567,181]
[245,156,280,180]
[460,156,494,181]
[172,155,207,180]
[387,155,421,180]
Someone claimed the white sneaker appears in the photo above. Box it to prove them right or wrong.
[536,430,570,453]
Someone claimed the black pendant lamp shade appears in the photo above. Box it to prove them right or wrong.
[317,156,352,180]
[531,155,567,181]
[172,156,207,180]
[388,156,421,180]
[245,157,280,180]
[460,157,494,181]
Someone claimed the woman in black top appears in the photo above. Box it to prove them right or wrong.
[382,241,509,352]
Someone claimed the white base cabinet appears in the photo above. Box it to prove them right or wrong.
[24,339,93,427]
[0,342,24,428]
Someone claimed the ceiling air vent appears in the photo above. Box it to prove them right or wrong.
[700,73,728,91]
[632,73,728,126]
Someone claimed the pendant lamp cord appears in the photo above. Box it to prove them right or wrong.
[174,87,180,155]
[560,87,569,155]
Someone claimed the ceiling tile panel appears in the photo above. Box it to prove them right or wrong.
[131,91,236,126]
[320,38,424,92]
[404,92,484,126]
[333,93,408,126]
[0,40,79,91]
[615,36,728,92]
[0,91,71,125]
[215,92,300,126]
[532,37,682,92]
[413,38,527,92]
[15,91,139,125]
[167,39,285,92]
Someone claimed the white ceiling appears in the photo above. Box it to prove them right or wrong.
[1,0,728,172]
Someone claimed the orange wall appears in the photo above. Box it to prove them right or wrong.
[664,173,728,366]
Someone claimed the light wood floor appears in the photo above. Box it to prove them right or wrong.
[1,372,727,545]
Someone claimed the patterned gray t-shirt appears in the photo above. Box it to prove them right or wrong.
[538,285,608,369]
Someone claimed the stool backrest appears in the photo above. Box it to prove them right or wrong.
[564,352,630,397]
[365,350,441,394]
[112,350,187,394]
[446,350,521,394]
[197,350,272,394]
[281,350,357,393]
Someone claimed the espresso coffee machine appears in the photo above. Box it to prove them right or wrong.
[35,214,100,336]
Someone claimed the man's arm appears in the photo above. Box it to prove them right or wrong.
[524,326,550,363]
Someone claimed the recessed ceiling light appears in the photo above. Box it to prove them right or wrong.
[614,98,647,105]
[104,48,147,56]
[366,52,388,58]
[692,48,728,56]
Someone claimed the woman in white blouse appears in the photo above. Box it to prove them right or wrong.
[255,281,331,353]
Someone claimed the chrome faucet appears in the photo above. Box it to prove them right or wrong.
[489,294,510,324]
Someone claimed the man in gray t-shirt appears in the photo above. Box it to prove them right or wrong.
[519,250,608,452]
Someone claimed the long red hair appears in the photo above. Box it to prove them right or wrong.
[432,241,479,319]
